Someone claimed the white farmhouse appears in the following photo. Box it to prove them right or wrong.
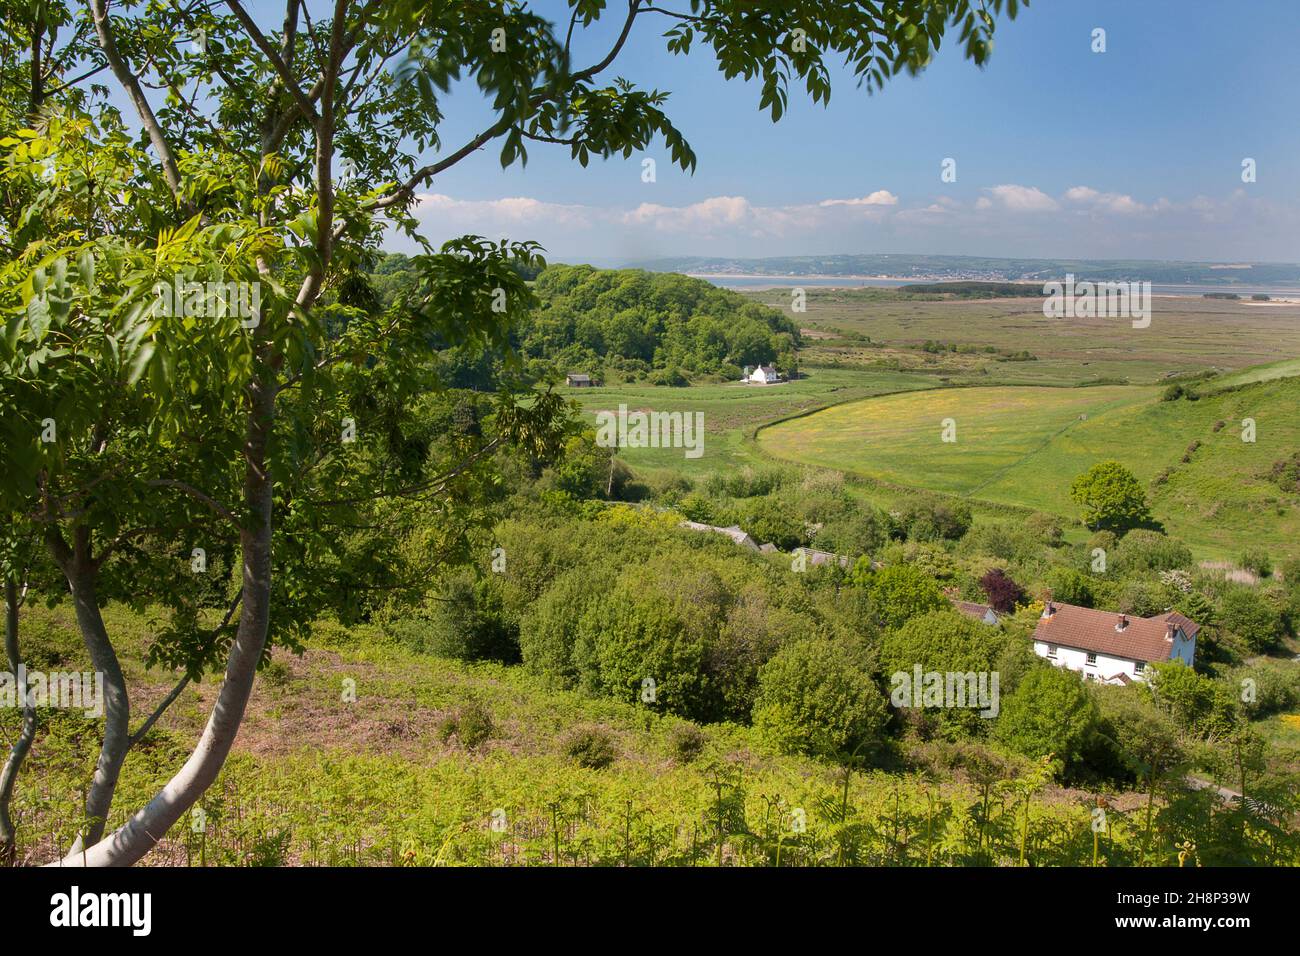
[744,364,781,385]
[1032,600,1198,685]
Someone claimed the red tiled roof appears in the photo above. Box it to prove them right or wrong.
[1164,611,1201,639]
[1033,603,1196,663]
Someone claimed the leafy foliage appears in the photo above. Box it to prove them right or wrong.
[1070,460,1153,533]
[752,638,887,759]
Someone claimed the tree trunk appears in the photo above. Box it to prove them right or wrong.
[64,562,130,852]
[52,375,275,867]
[0,580,37,866]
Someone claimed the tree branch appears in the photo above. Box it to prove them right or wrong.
[226,0,321,125]
[342,0,644,230]
[127,590,243,748]
[147,479,241,528]
[88,0,187,201]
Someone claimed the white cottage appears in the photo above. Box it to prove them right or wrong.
[745,364,781,385]
[1032,601,1198,685]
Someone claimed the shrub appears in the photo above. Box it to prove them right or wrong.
[1231,661,1300,718]
[438,700,495,750]
[890,494,972,542]
[880,610,1006,739]
[667,722,708,764]
[1217,587,1284,653]
[1280,557,1300,592]
[574,558,728,720]
[1112,529,1193,573]
[1092,685,1184,786]
[1045,566,1095,607]
[561,725,619,769]
[519,566,612,688]
[1024,513,1064,547]
[259,657,293,688]
[1267,451,1300,493]
[1239,548,1272,577]
[1149,662,1240,738]
[814,508,887,558]
[1085,530,1118,560]
[739,495,806,550]
[753,638,887,759]
[709,588,798,721]
[1116,579,1180,618]
[408,572,517,662]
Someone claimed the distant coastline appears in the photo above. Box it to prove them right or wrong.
[689,273,1300,299]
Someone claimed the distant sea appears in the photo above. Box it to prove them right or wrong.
[693,274,1300,298]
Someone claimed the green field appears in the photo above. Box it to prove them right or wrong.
[568,367,937,478]
[558,290,1300,561]
[758,375,1300,560]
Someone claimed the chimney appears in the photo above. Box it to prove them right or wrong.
[1116,613,1128,631]
[1165,620,1177,642]
[1043,588,1055,617]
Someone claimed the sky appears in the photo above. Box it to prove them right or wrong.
[393,0,1300,266]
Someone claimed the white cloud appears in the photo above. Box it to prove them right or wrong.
[397,186,1300,262]
[980,184,1059,212]
[622,195,756,231]
[414,193,593,227]
[1064,185,1146,215]
[818,190,899,208]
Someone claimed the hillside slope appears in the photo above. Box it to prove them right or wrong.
[758,374,1300,559]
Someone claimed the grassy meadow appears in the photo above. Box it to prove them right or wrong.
[758,374,1300,560]
[567,367,936,479]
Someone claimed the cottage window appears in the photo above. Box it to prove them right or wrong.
[1134,661,1146,675]
[1046,645,1057,659]
[1086,652,1097,666]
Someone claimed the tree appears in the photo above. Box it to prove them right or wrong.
[979,567,1025,613]
[752,638,887,760]
[859,563,946,629]
[2,0,1023,866]
[1094,685,1185,860]
[995,666,1100,774]
[878,608,1003,738]
[1070,460,1152,533]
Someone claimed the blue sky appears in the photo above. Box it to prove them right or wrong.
[403,0,1300,265]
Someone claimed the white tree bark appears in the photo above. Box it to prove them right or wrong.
[50,375,275,867]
